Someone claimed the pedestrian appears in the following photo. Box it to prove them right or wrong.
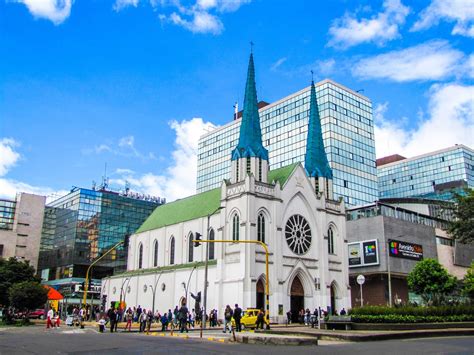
[125,308,133,331]
[340,308,347,316]
[233,304,242,332]
[286,310,292,324]
[178,302,189,333]
[46,308,54,329]
[222,305,233,333]
[55,311,61,328]
[139,308,147,332]
[160,313,168,332]
[146,310,153,334]
[304,308,311,325]
[108,308,117,333]
[255,309,265,330]
[98,316,106,333]
[137,305,142,322]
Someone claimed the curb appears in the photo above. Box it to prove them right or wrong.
[235,334,318,346]
[264,328,474,342]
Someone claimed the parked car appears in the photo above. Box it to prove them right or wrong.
[232,308,269,329]
[28,309,45,319]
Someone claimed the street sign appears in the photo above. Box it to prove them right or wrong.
[357,274,365,285]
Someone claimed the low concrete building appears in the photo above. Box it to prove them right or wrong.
[346,200,471,307]
[0,193,46,270]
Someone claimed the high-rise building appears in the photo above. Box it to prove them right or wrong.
[377,145,474,200]
[0,193,46,269]
[197,79,378,206]
[38,186,164,299]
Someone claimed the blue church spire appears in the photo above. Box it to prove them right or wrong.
[305,79,333,179]
[231,52,269,161]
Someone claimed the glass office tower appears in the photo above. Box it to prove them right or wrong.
[378,145,474,200]
[197,79,378,206]
[38,187,164,285]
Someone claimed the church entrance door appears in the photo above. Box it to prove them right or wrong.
[290,276,304,323]
[256,279,265,310]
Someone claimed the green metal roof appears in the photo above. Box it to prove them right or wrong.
[136,163,299,234]
[268,162,299,187]
[136,188,221,234]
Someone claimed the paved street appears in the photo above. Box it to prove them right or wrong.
[0,326,473,355]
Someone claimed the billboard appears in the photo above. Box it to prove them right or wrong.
[389,239,423,261]
[348,239,379,268]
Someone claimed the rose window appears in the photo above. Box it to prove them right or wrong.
[285,214,312,255]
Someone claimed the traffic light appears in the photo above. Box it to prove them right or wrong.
[81,282,85,291]
[101,294,107,308]
[194,232,202,247]
[124,234,130,249]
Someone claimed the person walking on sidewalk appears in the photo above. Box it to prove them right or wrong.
[46,308,54,329]
[108,307,117,333]
[178,302,189,333]
[255,309,265,330]
[139,309,147,332]
[233,304,242,332]
[124,308,133,332]
[222,305,233,333]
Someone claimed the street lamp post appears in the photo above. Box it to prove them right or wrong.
[183,266,197,304]
[202,206,224,330]
[387,240,392,307]
[119,277,130,310]
[149,272,163,315]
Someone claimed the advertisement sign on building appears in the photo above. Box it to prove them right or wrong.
[348,239,379,268]
[389,239,423,261]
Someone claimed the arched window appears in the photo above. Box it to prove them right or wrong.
[138,243,143,269]
[232,214,240,241]
[169,237,175,265]
[209,229,215,260]
[328,227,335,255]
[153,240,158,267]
[188,233,194,263]
[257,213,265,244]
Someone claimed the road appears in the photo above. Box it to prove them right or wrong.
[0,326,473,354]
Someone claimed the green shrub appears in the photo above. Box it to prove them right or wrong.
[348,305,474,323]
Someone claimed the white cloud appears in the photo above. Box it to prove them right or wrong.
[352,40,465,82]
[110,118,216,202]
[412,0,474,38]
[0,138,68,200]
[328,0,410,49]
[85,135,156,161]
[158,0,250,34]
[375,83,474,158]
[113,0,139,11]
[168,10,223,34]
[270,57,287,71]
[0,138,21,176]
[14,0,73,25]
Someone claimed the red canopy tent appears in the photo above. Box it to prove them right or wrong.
[44,285,64,300]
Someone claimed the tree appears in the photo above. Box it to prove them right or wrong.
[463,262,474,300]
[0,258,40,307]
[407,259,457,305]
[448,189,474,244]
[9,281,48,312]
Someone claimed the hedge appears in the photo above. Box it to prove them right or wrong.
[348,306,474,323]
[351,314,474,323]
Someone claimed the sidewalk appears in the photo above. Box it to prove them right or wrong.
[263,324,474,342]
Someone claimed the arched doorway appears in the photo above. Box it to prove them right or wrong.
[256,279,265,310]
[330,283,337,315]
[290,275,304,323]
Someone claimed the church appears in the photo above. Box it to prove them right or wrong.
[102,52,351,323]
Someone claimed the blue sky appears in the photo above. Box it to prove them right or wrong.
[0,0,473,202]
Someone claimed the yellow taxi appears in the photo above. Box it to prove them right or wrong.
[231,308,269,329]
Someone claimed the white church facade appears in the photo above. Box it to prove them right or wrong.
[102,53,351,323]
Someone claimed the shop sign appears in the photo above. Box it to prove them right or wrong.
[389,239,423,261]
[348,239,379,268]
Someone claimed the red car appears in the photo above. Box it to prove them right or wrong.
[28,309,45,319]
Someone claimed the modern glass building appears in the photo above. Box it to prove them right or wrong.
[197,79,378,206]
[377,145,474,200]
[38,187,164,290]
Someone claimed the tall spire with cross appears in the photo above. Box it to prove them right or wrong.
[304,77,333,180]
[230,49,269,184]
[231,48,268,162]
